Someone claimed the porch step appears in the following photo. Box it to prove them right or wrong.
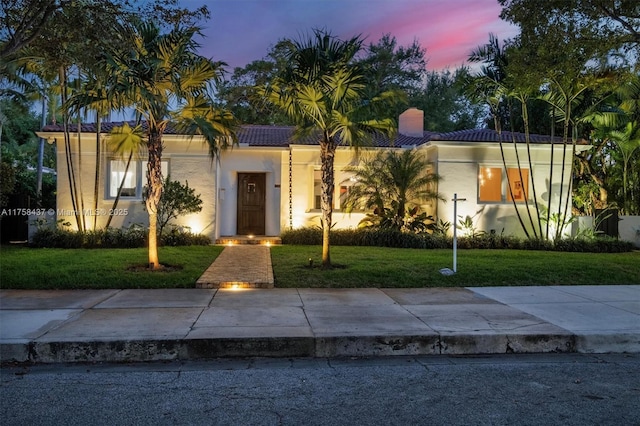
[215,236,282,246]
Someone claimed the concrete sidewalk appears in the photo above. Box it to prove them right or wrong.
[1,286,639,363]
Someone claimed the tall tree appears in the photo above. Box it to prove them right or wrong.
[217,42,292,124]
[499,0,640,71]
[92,21,237,269]
[261,29,402,267]
[412,68,484,132]
[467,34,538,239]
[0,0,210,61]
[358,34,426,98]
[0,0,64,61]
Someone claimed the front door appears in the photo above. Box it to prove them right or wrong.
[237,173,266,235]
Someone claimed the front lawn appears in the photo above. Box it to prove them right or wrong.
[0,245,223,289]
[270,246,640,287]
[1,245,638,289]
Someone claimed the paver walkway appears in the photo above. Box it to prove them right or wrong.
[196,245,274,289]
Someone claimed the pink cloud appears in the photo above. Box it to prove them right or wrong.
[202,0,519,71]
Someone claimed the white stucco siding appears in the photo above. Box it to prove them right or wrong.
[165,155,216,237]
[285,145,371,230]
[433,142,579,238]
[53,134,150,231]
[44,127,589,241]
[49,133,219,237]
[217,147,282,236]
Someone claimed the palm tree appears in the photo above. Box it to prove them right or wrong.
[468,34,535,238]
[262,29,402,267]
[613,75,640,214]
[89,21,236,269]
[610,122,640,213]
[344,149,441,232]
[103,122,145,230]
[541,75,600,239]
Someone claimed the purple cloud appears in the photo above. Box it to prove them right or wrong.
[197,0,518,71]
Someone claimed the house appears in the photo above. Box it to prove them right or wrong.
[38,108,590,241]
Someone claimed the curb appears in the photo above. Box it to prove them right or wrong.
[1,332,580,364]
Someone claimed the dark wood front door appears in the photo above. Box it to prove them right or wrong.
[237,173,266,235]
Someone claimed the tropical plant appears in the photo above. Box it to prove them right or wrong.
[74,21,237,269]
[344,149,441,233]
[261,29,403,267]
[103,122,145,230]
[456,213,486,238]
[467,34,538,239]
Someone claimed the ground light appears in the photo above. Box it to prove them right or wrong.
[440,193,466,276]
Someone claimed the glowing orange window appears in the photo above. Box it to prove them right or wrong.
[478,167,502,202]
[507,168,529,202]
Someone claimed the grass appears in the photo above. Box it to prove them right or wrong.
[1,244,639,289]
[270,246,640,287]
[0,245,223,289]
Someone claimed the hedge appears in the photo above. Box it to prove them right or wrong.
[280,227,634,253]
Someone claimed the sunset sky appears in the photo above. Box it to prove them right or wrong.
[197,0,520,71]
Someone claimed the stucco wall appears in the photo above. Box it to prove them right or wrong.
[217,147,282,237]
[577,215,640,247]
[433,142,578,238]
[52,133,219,239]
[284,146,380,231]
[46,129,585,241]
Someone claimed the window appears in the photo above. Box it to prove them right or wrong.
[108,159,168,199]
[313,169,322,209]
[338,172,360,211]
[478,167,502,202]
[507,168,529,202]
[109,160,137,197]
[478,166,529,203]
[311,169,361,210]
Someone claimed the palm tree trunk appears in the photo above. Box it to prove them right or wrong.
[76,117,86,232]
[146,129,164,270]
[36,96,46,207]
[560,125,578,231]
[546,106,556,239]
[556,100,571,240]
[60,66,82,232]
[105,151,132,229]
[508,97,537,239]
[495,112,530,239]
[520,97,543,238]
[320,136,336,268]
[92,113,101,230]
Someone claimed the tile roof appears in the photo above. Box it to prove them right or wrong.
[431,129,570,144]
[41,122,574,147]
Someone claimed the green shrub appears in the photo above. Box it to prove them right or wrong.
[281,227,322,245]
[30,227,84,248]
[30,224,210,248]
[282,227,450,249]
[554,236,633,253]
[160,228,211,246]
[281,227,634,253]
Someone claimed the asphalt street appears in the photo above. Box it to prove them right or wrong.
[2,353,639,425]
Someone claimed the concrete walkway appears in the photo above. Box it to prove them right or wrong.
[1,286,639,363]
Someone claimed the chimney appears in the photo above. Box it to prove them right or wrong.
[398,108,424,137]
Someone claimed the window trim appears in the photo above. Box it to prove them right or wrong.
[107,158,169,200]
[309,167,366,212]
